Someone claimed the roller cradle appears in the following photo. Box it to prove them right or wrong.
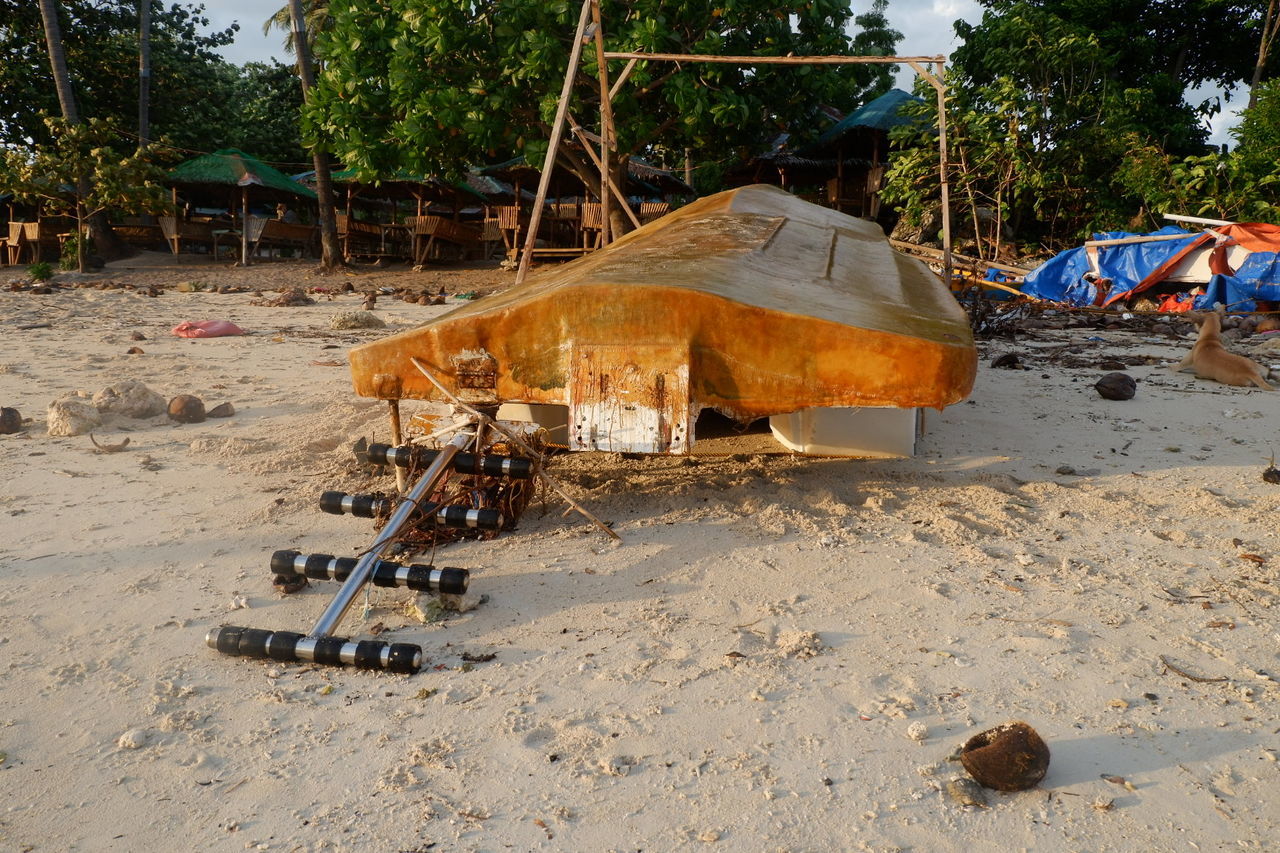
[208,430,477,676]
[319,491,503,530]
[205,625,422,674]
[366,443,534,479]
[271,550,469,594]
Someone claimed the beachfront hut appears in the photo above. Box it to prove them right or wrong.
[726,89,924,218]
[805,88,925,218]
[166,148,316,264]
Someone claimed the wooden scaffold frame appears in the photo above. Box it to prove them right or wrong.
[516,0,953,288]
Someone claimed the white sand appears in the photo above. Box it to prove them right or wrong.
[1,258,1277,851]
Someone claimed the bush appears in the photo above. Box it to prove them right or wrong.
[27,261,53,281]
[59,234,94,270]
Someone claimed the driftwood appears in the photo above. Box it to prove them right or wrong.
[889,239,1030,276]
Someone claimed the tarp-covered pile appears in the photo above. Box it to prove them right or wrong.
[1021,222,1280,311]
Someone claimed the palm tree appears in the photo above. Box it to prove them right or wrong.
[139,0,151,146]
[287,0,341,271]
[37,0,78,123]
[265,1,329,54]
[37,0,130,269]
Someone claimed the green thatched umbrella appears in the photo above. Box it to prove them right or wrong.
[167,148,316,264]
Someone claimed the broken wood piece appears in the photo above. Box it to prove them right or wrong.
[409,355,621,541]
[1159,654,1228,683]
[89,434,131,453]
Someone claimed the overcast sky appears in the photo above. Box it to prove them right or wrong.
[203,0,1237,143]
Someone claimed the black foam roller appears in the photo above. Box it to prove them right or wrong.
[319,490,346,515]
[266,630,303,662]
[213,625,244,655]
[271,550,300,574]
[305,552,335,579]
[313,637,347,666]
[353,640,385,669]
[370,563,399,588]
[237,628,274,659]
[387,644,422,674]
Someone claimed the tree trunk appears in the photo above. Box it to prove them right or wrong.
[38,0,78,124]
[138,0,151,146]
[39,0,130,263]
[1251,0,1280,109]
[289,0,341,272]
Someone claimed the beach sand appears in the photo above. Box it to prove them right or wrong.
[1,253,1277,851]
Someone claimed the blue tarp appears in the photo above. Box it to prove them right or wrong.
[1021,227,1199,304]
[1021,226,1280,311]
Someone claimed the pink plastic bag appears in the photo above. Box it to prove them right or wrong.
[172,320,246,338]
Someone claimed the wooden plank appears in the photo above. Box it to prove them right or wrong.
[889,239,1029,276]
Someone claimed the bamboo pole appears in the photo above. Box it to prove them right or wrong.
[1163,213,1235,227]
[1084,232,1211,248]
[515,0,593,287]
[608,55,641,101]
[590,1,614,245]
[567,112,641,229]
[904,60,951,290]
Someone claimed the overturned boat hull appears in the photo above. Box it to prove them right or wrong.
[348,184,976,454]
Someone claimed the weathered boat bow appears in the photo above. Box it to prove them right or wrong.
[349,184,976,455]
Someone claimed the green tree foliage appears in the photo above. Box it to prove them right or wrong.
[307,0,900,191]
[1114,79,1280,223]
[0,118,168,271]
[882,2,1238,254]
[973,0,1272,99]
[232,61,309,167]
[0,1,239,151]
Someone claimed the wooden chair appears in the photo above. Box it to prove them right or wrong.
[256,220,318,258]
[409,215,481,264]
[159,216,215,255]
[336,213,382,260]
[638,201,670,224]
[5,222,28,265]
[579,203,603,249]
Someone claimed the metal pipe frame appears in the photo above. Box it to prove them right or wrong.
[308,429,473,638]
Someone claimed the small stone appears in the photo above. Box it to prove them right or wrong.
[117,728,151,750]
[990,352,1023,369]
[47,397,102,436]
[94,380,166,418]
[439,591,488,613]
[1095,372,1136,401]
[907,721,929,742]
[697,830,721,842]
[0,407,22,434]
[168,394,206,424]
[945,777,988,807]
[126,346,144,355]
[130,331,146,341]
[206,402,235,418]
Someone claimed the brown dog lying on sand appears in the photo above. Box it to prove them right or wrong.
[1175,311,1274,390]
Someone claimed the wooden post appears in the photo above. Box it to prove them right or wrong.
[388,399,406,494]
[590,0,614,245]
[241,186,249,266]
[908,59,951,289]
[515,0,593,287]
[934,59,951,290]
